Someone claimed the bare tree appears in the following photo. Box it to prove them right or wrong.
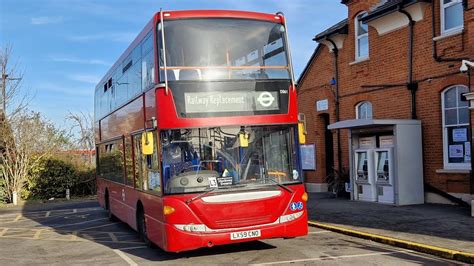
[0,44,67,204]
[66,111,95,166]
[0,44,27,118]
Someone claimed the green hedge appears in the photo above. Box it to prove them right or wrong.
[28,158,96,200]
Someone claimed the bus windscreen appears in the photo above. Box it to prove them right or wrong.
[158,18,290,81]
[161,125,300,194]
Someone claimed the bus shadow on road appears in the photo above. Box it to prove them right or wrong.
[9,200,276,262]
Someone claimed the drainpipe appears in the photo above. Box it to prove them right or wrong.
[466,67,474,196]
[326,37,342,175]
[469,69,474,196]
[399,8,417,119]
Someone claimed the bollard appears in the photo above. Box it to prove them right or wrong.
[66,189,70,200]
[12,191,18,205]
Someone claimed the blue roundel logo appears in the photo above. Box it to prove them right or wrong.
[290,201,303,211]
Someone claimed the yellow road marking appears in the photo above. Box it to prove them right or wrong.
[0,228,8,237]
[70,231,78,240]
[0,226,134,235]
[308,221,474,264]
[12,215,22,222]
[53,218,108,228]
[33,229,43,239]
[0,207,100,217]
[77,222,119,231]
[0,208,102,225]
[0,235,143,244]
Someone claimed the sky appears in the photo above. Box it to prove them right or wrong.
[0,0,346,127]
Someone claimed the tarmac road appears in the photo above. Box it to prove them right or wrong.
[0,201,463,265]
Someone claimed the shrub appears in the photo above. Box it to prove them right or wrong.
[28,157,96,200]
[71,168,96,197]
[0,171,7,203]
[29,158,76,199]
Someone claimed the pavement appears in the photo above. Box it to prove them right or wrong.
[307,193,474,263]
[0,199,461,265]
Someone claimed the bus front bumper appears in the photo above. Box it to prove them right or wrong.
[163,211,308,252]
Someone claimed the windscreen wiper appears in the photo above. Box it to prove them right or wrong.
[267,177,294,194]
[185,188,216,204]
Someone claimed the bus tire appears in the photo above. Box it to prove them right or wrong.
[137,205,153,247]
[105,190,117,222]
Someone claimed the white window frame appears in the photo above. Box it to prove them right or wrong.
[441,85,470,170]
[356,101,373,119]
[440,0,464,35]
[355,12,369,61]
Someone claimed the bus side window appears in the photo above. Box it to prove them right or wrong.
[124,136,134,187]
[134,132,161,194]
[144,132,161,194]
[133,134,144,190]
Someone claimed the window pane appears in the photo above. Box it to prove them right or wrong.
[125,137,134,186]
[444,87,457,108]
[366,103,373,118]
[116,73,128,107]
[357,102,372,119]
[134,135,143,189]
[444,3,463,31]
[127,62,142,98]
[458,86,469,107]
[459,107,469,124]
[358,104,365,119]
[358,36,369,58]
[358,19,368,35]
[445,109,458,125]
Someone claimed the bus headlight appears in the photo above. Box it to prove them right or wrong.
[163,205,175,215]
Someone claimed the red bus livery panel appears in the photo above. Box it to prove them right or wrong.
[94,9,307,252]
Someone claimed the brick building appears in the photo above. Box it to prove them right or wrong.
[298,0,474,204]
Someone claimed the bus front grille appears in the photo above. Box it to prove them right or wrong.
[214,215,273,228]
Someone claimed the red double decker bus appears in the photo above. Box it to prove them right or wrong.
[94,10,308,252]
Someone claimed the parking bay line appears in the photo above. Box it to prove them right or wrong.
[308,230,331,235]
[0,234,144,245]
[0,208,102,224]
[108,232,118,242]
[12,215,22,222]
[113,249,138,266]
[49,218,108,228]
[77,222,120,231]
[251,250,414,265]
[0,207,101,217]
[0,226,134,236]
[0,228,8,237]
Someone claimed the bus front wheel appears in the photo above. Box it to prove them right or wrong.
[137,206,152,247]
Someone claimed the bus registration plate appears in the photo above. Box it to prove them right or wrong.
[230,229,261,240]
